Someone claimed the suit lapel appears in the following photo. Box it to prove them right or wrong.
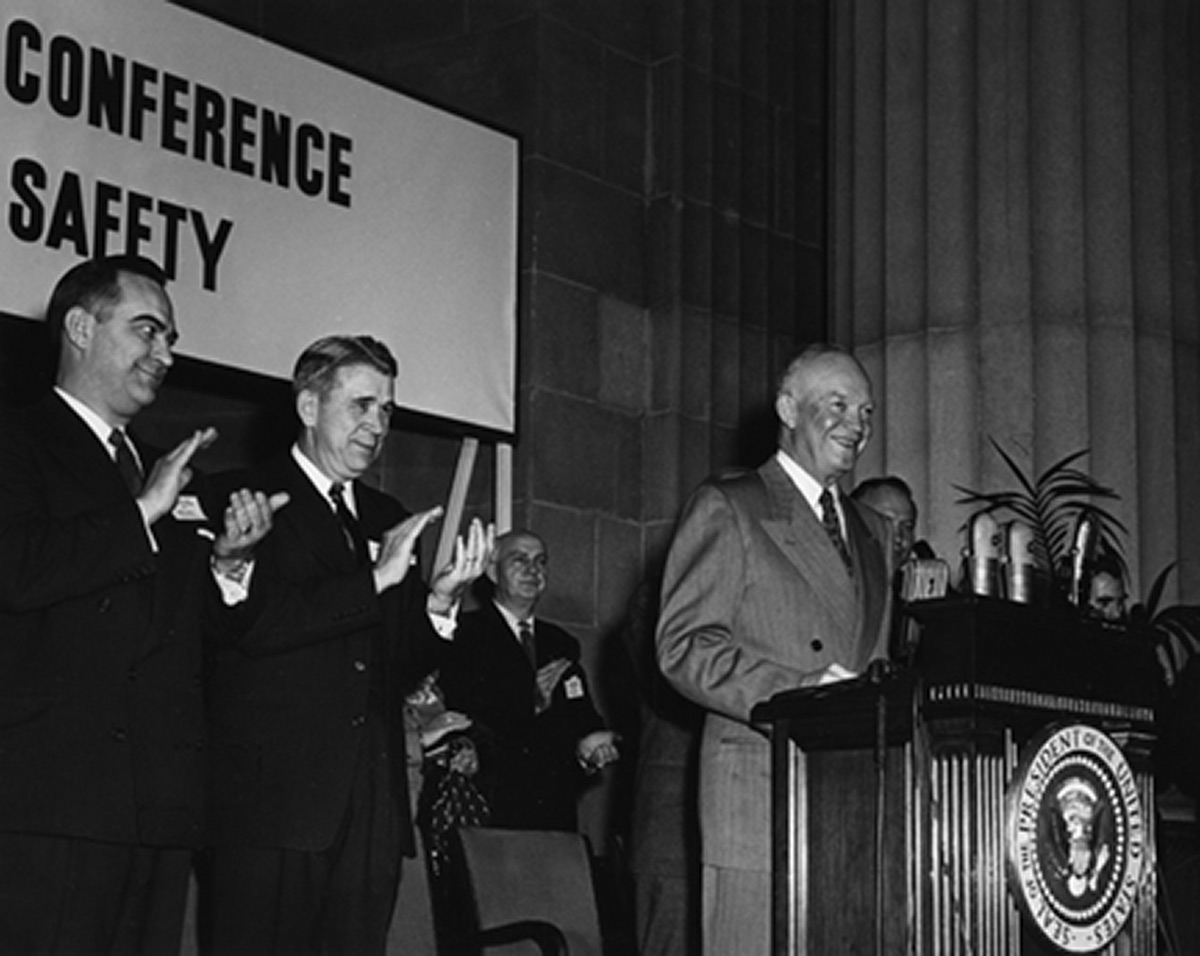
[272,457,360,575]
[844,497,891,661]
[41,395,131,503]
[757,458,859,636]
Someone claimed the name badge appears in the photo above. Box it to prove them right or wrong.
[172,494,207,522]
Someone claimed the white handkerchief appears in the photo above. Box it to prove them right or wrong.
[565,675,584,700]
[369,540,381,562]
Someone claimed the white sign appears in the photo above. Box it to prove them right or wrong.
[0,0,518,433]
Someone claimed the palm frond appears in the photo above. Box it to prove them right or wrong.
[955,442,1127,589]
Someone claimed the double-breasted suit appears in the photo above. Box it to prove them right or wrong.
[205,452,445,854]
[0,393,212,846]
[203,450,450,953]
[0,392,219,952]
[656,454,893,954]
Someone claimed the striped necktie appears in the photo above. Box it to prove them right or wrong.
[819,487,853,575]
[518,619,537,668]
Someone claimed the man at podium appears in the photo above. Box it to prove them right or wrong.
[655,343,894,956]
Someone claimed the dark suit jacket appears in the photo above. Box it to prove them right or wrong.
[657,456,893,874]
[0,394,214,847]
[205,453,445,854]
[438,600,607,831]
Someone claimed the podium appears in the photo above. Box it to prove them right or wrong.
[751,596,1161,956]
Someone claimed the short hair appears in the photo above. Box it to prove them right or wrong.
[1086,550,1126,585]
[852,475,914,503]
[775,342,860,397]
[494,528,545,554]
[291,335,399,398]
[45,255,169,346]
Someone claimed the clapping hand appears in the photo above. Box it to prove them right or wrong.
[373,506,445,593]
[534,658,572,713]
[213,488,290,565]
[138,427,218,523]
[577,730,620,773]
[428,517,495,613]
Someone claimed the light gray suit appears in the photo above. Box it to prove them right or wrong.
[656,455,893,956]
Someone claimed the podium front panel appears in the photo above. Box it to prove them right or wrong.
[753,597,1160,956]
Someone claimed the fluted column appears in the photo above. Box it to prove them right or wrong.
[647,0,829,555]
[833,0,1200,603]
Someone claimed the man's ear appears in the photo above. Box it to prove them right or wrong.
[62,306,94,350]
[296,388,319,428]
[775,392,797,429]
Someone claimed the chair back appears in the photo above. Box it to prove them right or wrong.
[456,826,603,956]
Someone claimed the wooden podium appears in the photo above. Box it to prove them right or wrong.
[751,596,1161,956]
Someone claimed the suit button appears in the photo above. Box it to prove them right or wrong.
[351,715,366,728]
[111,728,127,743]
[353,660,367,673]
[98,597,112,613]
[810,639,824,652]
[126,667,138,681]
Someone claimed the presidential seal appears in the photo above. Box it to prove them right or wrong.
[1005,723,1147,953]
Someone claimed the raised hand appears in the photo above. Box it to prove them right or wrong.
[533,658,572,713]
[372,506,444,594]
[213,489,291,565]
[429,517,495,612]
[138,427,218,524]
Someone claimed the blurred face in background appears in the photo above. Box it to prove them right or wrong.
[858,485,917,564]
[1088,571,1128,623]
[490,532,548,615]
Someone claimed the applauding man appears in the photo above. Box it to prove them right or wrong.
[0,255,280,954]
[203,334,492,956]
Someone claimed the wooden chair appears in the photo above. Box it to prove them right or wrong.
[453,826,604,956]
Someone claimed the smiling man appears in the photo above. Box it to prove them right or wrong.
[203,334,493,956]
[656,343,895,956]
[0,255,281,954]
[438,529,619,832]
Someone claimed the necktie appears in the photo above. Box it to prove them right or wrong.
[518,619,537,669]
[109,429,143,496]
[329,483,369,565]
[819,487,853,575]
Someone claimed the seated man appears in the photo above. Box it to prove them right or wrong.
[438,529,619,831]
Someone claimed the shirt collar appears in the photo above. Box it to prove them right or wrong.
[775,449,827,507]
[493,600,535,641]
[55,387,137,465]
[774,449,847,530]
[291,444,358,514]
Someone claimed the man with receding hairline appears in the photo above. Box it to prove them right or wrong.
[656,343,895,956]
[203,333,493,956]
[0,254,281,954]
[438,528,619,834]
